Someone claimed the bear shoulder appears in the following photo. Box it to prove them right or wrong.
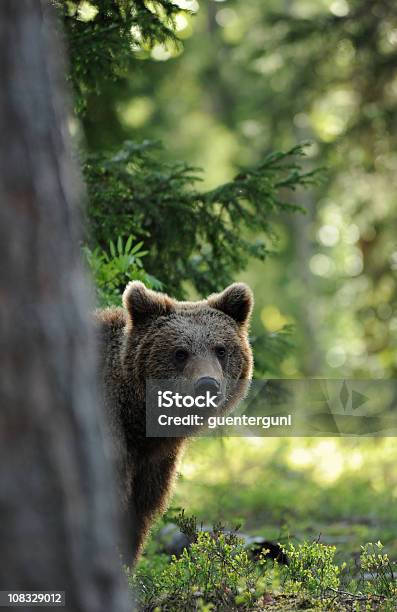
[93,307,127,371]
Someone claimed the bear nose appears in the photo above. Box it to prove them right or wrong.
[194,376,220,396]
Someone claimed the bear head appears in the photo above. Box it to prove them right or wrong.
[122,281,254,412]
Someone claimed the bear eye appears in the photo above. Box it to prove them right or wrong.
[215,345,226,359]
[174,348,189,363]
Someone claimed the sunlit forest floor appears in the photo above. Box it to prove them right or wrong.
[133,438,397,610]
[174,437,397,562]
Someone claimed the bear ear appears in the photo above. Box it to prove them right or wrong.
[122,281,174,324]
[208,283,253,326]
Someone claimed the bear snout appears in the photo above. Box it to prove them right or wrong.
[194,376,220,397]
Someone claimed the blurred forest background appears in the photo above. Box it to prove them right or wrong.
[59,0,397,584]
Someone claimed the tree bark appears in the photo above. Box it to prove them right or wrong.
[0,2,129,610]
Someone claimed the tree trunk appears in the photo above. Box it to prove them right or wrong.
[0,2,129,610]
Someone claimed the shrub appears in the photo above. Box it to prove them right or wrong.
[130,517,267,611]
[129,517,397,611]
[360,541,397,599]
[83,235,161,306]
[83,140,316,298]
[282,540,342,596]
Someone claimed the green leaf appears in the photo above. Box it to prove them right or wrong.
[125,234,134,253]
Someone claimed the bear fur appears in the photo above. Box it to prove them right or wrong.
[95,281,254,565]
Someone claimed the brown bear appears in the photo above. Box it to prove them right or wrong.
[95,281,254,565]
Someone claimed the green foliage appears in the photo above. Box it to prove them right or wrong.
[57,0,186,114]
[59,0,397,377]
[84,139,316,298]
[282,540,342,596]
[252,325,294,376]
[131,516,397,611]
[130,519,265,611]
[174,508,200,540]
[129,509,397,611]
[79,0,397,378]
[59,0,320,379]
[360,542,397,599]
[83,235,162,306]
[160,532,259,609]
[256,0,397,378]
